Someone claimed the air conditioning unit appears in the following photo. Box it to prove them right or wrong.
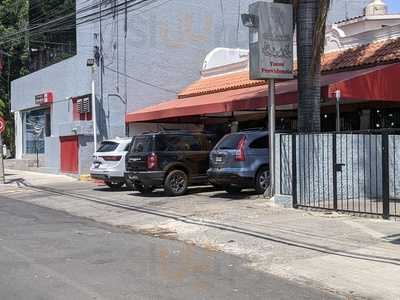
[77,97,91,113]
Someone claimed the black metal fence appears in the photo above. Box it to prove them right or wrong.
[280,131,400,219]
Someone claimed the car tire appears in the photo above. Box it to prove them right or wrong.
[210,182,224,190]
[125,180,134,190]
[225,186,242,194]
[105,181,124,190]
[134,182,155,194]
[164,170,188,196]
[255,166,270,194]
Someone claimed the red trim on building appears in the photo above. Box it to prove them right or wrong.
[329,63,400,101]
[126,64,398,123]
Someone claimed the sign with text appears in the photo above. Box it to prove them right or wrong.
[249,2,293,80]
[35,92,54,106]
[0,117,5,134]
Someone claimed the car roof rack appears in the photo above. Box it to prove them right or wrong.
[239,127,267,132]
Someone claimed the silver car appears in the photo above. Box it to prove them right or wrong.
[90,137,133,189]
[207,130,269,194]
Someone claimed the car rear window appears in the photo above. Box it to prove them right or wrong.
[131,136,153,153]
[249,135,268,149]
[155,135,202,151]
[97,141,118,152]
[215,134,244,150]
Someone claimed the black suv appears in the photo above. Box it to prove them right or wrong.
[125,131,217,196]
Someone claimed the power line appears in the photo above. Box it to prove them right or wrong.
[0,0,160,46]
[104,65,178,94]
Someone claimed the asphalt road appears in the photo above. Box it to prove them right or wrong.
[0,196,340,300]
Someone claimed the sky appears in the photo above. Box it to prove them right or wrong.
[386,0,400,13]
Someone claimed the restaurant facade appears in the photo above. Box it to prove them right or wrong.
[125,37,400,137]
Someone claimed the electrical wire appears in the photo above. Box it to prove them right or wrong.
[0,0,162,46]
[0,0,153,43]
[104,65,178,94]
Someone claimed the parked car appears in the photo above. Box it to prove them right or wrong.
[90,137,133,189]
[207,130,269,194]
[125,131,217,196]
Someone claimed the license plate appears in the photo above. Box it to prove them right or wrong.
[216,156,223,162]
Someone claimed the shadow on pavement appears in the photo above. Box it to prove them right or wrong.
[126,186,219,198]
[93,186,132,192]
[384,233,400,245]
[209,191,259,200]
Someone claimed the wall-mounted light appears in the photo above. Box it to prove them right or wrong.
[241,13,258,28]
[86,58,95,67]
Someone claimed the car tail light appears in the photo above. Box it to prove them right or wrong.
[102,155,122,161]
[235,136,246,161]
[147,153,158,170]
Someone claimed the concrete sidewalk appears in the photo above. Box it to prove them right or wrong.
[1,169,400,299]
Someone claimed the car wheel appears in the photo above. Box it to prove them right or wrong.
[164,170,188,196]
[255,166,270,194]
[210,183,224,190]
[225,186,242,194]
[134,182,155,194]
[105,181,124,190]
[125,180,134,190]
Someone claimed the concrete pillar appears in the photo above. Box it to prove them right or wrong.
[14,111,23,159]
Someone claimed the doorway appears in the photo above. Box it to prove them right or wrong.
[60,136,79,173]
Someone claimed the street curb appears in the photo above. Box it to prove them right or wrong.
[79,174,93,182]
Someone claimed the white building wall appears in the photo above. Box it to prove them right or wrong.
[14,111,23,160]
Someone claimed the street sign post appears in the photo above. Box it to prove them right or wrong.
[243,1,293,197]
[0,117,6,184]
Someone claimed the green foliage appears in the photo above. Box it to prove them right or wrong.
[0,0,29,155]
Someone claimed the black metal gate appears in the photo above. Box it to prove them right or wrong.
[282,132,400,219]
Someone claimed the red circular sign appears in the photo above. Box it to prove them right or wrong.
[0,117,5,134]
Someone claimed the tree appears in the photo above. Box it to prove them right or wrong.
[0,0,29,155]
[294,0,330,132]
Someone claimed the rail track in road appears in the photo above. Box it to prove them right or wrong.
[7,181,400,267]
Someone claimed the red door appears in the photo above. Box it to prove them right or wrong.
[60,136,79,173]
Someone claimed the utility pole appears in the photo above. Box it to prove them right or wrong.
[268,78,276,195]
[242,1,294,197]
[87,58,97,151]
[0,117,6,184]
[92,65,97,151]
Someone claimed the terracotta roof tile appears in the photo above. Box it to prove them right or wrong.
[179,38,400,99]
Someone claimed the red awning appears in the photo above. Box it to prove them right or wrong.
[126,64,400,123]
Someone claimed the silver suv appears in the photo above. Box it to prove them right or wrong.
[207,130,269,194]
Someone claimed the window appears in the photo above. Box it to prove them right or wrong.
[216,134,244,150]
[124,143,131,152]
[131,136,153,153]
[249,136,269,149]
[97,142,118,152]
[156,135,201,151]
[200,134,218,151]
[24,109,49,154]
[72,96,92,121]
[45,110,51,137]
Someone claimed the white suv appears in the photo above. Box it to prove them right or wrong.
[90,137,133,189]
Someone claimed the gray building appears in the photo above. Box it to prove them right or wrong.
[11,0,369,175]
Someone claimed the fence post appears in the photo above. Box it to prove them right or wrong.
[382,133,390,219]
[292,134,297,208]
[332,133,338,211]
